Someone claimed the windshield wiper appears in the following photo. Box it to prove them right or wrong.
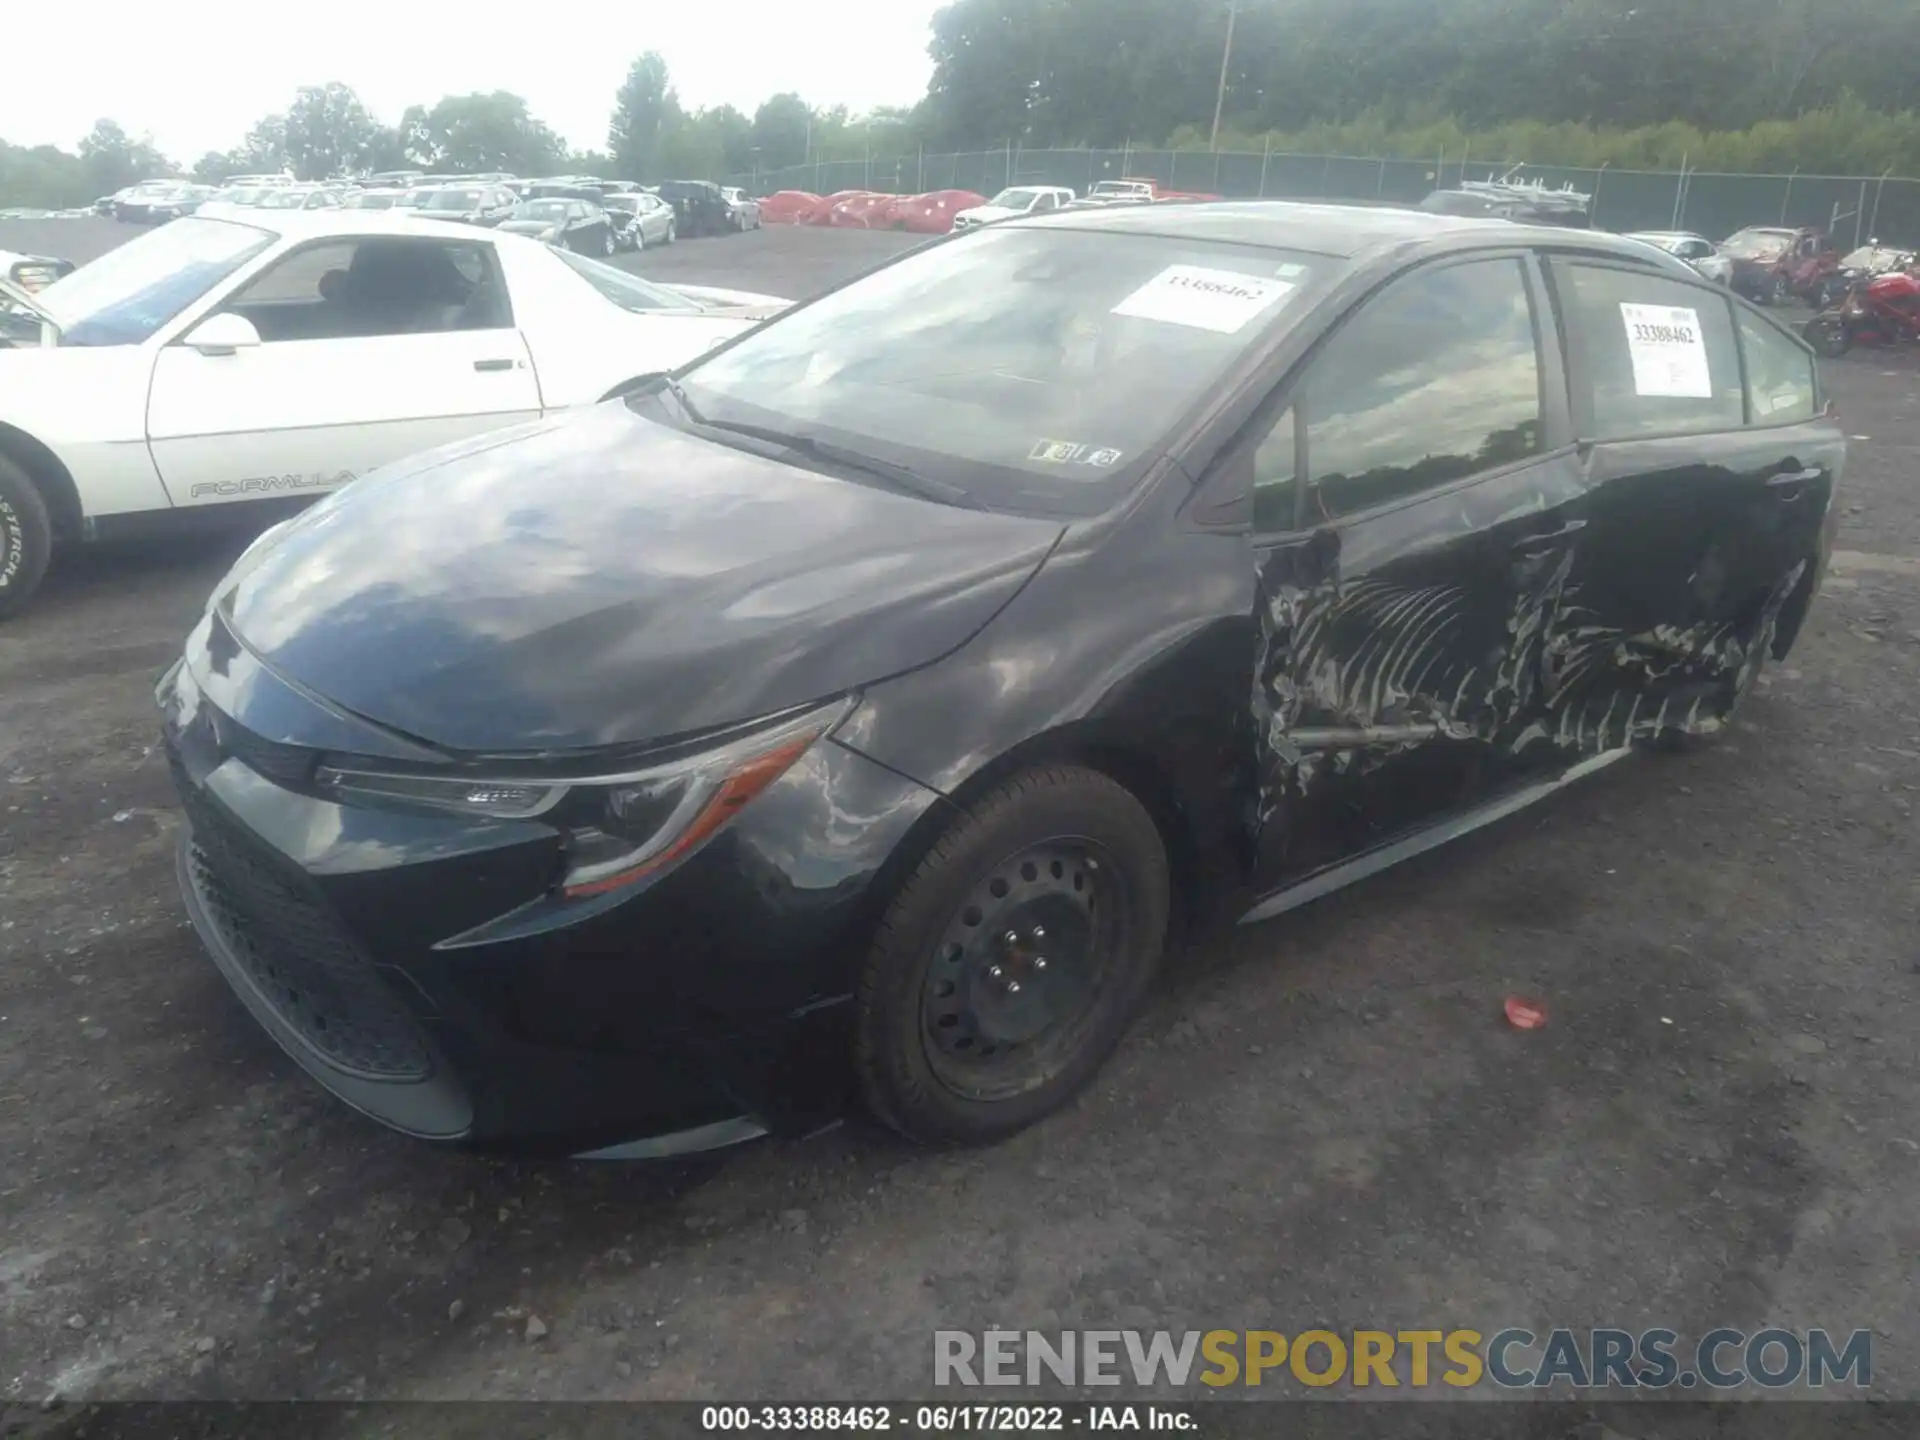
[660,378,983,511]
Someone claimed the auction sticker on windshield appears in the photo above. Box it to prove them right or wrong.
[1112,265,1296,334]
[1620,302,1712,398]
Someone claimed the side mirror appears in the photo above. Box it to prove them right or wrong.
[183,313,262,356]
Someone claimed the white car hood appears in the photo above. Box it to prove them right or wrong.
[955,205,1024,225]
[664,283,790,319]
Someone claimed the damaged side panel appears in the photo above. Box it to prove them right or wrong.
[1250,424,1840,893]
[1252,451,1589,883]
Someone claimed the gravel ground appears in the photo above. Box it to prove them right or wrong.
[1,218,1917,1414]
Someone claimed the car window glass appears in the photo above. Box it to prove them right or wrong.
[1737,309,1817,424]
[1302,257,1542,521]
[1562,263,1743,439]
[549,247,702,311]
[220,238,512,340]
[1252,406,1297,534]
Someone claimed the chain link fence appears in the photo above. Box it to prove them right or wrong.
[730,147,1920,248]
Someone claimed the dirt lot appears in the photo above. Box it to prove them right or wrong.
[1,219,1918,1411]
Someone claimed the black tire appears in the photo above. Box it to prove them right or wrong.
[666,219,676,245]
[602,229,616,257]
[855,764,1169,1146]
[1804,314,1852,359]
[1770,273,1793,306]
[0,452,54,621]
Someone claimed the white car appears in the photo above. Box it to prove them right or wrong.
[951,185,1076,230]
[0,210,788,616]
[719,187,762,231]
[1624,231,1733,286]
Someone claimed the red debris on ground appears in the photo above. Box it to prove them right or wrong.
[1503,997,1548,1030]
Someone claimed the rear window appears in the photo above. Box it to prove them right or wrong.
[1561,263,1744,440]
[549,248,701,311]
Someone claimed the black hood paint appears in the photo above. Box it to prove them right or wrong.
[220,402,1062,754]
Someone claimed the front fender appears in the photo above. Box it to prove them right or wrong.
[0,347,171,520]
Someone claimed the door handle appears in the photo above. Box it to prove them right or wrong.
[474,358,516,372]
[1766,466,1823,489]
[1510,520,1587,555]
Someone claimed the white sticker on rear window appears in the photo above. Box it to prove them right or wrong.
[1111,265,1296,334]
[1620,302,1713,398]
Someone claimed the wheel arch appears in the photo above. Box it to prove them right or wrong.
[0,423,83,541]
[839,721,1219,969]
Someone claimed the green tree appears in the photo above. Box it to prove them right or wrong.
[415,92,565,174]
[281,83,382,179]
[77,119,172,195]
[609,52,677,180]
[752,93,813,169]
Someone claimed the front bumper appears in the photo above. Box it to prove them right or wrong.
[160,621,945,1155]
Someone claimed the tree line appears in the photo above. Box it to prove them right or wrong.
[4,0,1920,209]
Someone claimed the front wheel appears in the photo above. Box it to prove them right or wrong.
[855,765,1169,1146]
[602,229,617,257]
[665,219,676,244]
[1770,273,1794,306]
[0,452,54,621]
[1804,313,1853,358]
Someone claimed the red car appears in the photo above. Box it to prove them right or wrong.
[1722,226,1838,306]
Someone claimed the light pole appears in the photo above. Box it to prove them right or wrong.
[1209,2,1238,151]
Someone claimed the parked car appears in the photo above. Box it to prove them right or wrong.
[496,197,619,256]
[953,185,1076,230]
[365,169,426,188]
[201,185,274,211]
[0,210,789,617]
[657,180,733,237]
[414,184,519,227]
[1722,226,1837,306]
[393,187,438,211]
[1073,178,1161,207]
[1,249,76,293]
[1812,242,1917,309]
[112,182,204,223]
[601,191,677,250]
[1624,231,1732,285]
[149,201,1840,1157]
[254,184,359,212]
[719,187,762,231]
[342,188,411,211]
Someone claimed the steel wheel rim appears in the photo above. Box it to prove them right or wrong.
[919,838,1125,1102]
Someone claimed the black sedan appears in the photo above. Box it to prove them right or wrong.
[161,202,1840,1158]
[496,197,618,256]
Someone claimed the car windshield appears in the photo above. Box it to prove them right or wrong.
[550,248,701,311]
[427,189,482,211]
[1722,229,1795,260]
[216,188,262,205]
[397,190,434,209]
[257,190,314,209]
[672,227,1324,518]
[36,216,274,347]
[987,188,1043,209]
[347,192,397,209]
[515,200,570,222]
[603,195,640,212]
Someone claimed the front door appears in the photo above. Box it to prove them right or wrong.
[147,234,543,507]
[1246,253,1589,890]
[1538,260,1840,750]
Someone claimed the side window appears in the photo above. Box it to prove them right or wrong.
[1300,257,1542,521]
[1251,407,1297,534]
[1737,309,1818,425]
[1561,263,1743,439]
[221,238,512,341]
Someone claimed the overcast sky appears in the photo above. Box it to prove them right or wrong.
[0,0,946,160]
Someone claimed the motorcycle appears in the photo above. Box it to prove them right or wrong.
[1802,266,1920,358]
[1811,243,1916,310]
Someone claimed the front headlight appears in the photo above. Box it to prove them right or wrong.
[313,697,854,897]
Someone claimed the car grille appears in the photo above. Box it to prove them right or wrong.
[176,764,432,1081]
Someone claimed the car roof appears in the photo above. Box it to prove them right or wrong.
[1010,198,1675,266]
[188,210,545,249]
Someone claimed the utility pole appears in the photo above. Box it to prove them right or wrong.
[1209,2,1238,150]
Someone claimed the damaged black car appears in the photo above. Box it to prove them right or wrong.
[160,202,1841,1158]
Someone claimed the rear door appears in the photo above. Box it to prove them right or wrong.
[1538,257,1839,748]
[1239,252,1591,888]
[147,234,542,507]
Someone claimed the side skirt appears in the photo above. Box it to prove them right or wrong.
[1237,746,1634,927]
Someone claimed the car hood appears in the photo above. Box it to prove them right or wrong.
[218,402,1063,753]
[496,219,560,235]
[956,205,1022,224]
